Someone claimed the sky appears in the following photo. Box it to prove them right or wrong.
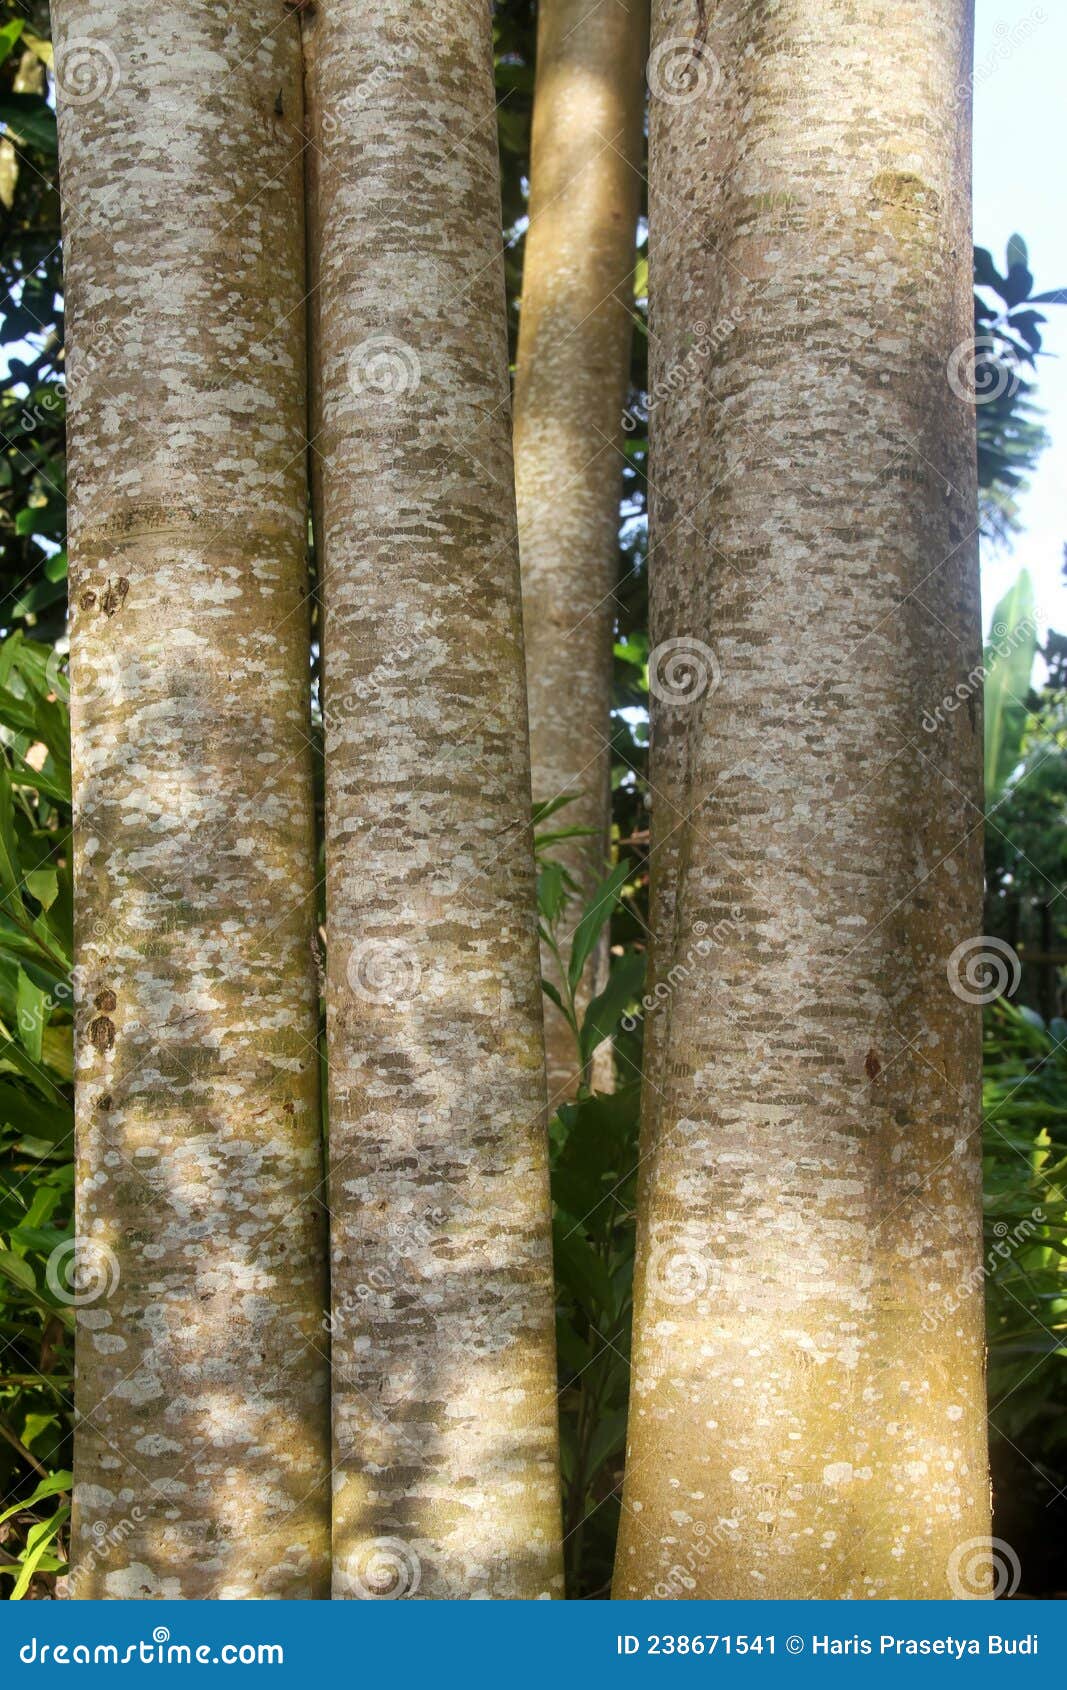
[973,0,1067,638]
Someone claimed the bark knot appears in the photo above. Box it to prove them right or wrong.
[88,1014,116,1053]
[101,577,130,618]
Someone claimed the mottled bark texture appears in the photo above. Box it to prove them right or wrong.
[513,0,648,1097]
[57,2,330,1598]
[615,0,989,1598]
[307,1,564,1600]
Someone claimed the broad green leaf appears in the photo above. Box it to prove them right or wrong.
[9,1506,69,1599]
[0,19,24,64]
[0,1079,70,1142]
[552,1214,615,1314]
[585,1407,629,1480]
[0,1248,36,1292]
[24,868,57,911]
[531,793,580,826]
[16,966,47,1064]
[537,861,566,925]
[567,860,631,993]
[0,92,57,155]
[984,569,1037,803]
[580,950,645,1067]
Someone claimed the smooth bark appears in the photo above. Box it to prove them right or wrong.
[307,0,564,1600]
[615,0,989,1598]
[56,1,330,1597]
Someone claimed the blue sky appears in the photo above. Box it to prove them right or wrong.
[974,0,1067,637]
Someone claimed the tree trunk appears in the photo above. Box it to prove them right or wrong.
[514,0,647,1099]
[56,1,330,1598]
[307,0,564,1600]
[615,0,990,1599]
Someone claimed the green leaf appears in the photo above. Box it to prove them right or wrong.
[531,794,580,827]
[567,860,630,993]
[552,1086,641,1223]
[24,867,57,911]
[555,1314,589,1377]
[0,92,58,155]
[1006,233,1029,273]
[0,1078,70,1142]
[16,966,47,1064]
[0,1248,36,1292]
[984,569,1038,803]
[0,1471,71,1533]
[552,1214,615,1314]
[580,950,645,1067]
[537,861,567,925]
[9,1506,69,1599]
[0,764,24,905]
[585,1407,629,1480]
[0,19,25,65]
